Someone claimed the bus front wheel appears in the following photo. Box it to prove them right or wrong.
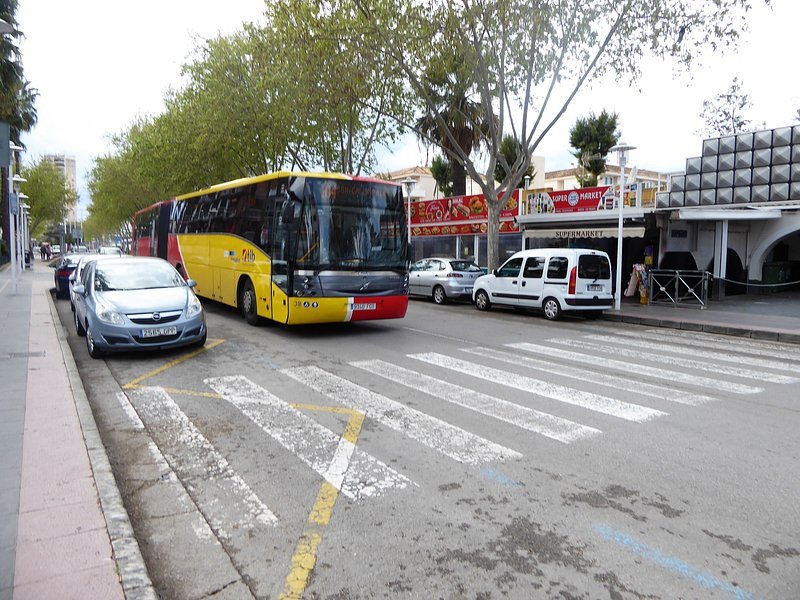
[240,279,260,326]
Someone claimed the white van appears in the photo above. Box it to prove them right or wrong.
[472,248,613,320]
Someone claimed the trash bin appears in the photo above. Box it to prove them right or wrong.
[24,250,32,268]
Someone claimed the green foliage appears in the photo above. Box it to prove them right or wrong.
[20,159,76,236]
[0,0,37,143]
[569,110,619,187]
[354,0,762,268]
[494,135,535,188]
[430,155,453,197]
[698,77,757,137]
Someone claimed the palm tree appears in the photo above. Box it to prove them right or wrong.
[414,84,493,196]
[0,0,38,143]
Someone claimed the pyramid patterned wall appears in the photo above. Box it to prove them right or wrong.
[656,125,800,208]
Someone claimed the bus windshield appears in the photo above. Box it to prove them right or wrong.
[297,178,406,271]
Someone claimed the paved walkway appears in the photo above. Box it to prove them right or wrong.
[1,259,798,600]
[0,262,152,599]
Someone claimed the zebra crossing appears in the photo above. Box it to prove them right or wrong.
[118,328,799,518]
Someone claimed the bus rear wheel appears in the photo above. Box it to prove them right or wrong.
[240,279,260,326]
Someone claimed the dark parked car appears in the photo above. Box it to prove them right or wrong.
[52,254,83,299]
[72,257,207,358]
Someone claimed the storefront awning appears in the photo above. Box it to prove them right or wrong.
[523,226,646,240]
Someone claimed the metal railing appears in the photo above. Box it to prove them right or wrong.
[648,270,712,309]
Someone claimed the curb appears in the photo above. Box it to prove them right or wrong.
[602,311,800,345]
[47,290,158,600]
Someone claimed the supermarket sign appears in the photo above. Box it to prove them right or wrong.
[521,186,616,215]
[410,190,519,237]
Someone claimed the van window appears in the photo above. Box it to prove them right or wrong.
[522,257,545,278]
[497,257,523,278]
[578,254,611,279]
[546,257,569,279]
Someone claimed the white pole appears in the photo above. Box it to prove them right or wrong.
[615,163,625,311]
[8,170,17,293]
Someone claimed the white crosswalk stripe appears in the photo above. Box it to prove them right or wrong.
[128,387,278,535]
[596,327,800,362]
[582,333,800,375]
[549,338,795,384]
[507,342,763,395]
[351,359,601,444]
[206,375,412,500]
[409,352,667,422]
[282,366,522,465]
[460,347,714,406]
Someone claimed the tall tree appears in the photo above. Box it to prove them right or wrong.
[569,110,620,187]
[354,0,763,270]
[698,77,757,137]
[430,155,453,197]
[20,159,76,237]
[494,135,534,188]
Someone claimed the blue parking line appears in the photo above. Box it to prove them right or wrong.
[479,467,524,488]
[593,524,755,600]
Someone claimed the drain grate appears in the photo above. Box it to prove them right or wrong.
[1,351,46,359]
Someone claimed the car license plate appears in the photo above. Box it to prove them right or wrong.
[350,302,376,311]
[587,284,603,291]
[141,326,178,338]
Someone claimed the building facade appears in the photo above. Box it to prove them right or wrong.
[43,154,78,221]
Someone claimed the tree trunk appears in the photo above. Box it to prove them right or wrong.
[451,160,467,196]
[485,195,502,272]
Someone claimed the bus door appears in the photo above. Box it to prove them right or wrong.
[271,197,297,324]
[157,202,171,259]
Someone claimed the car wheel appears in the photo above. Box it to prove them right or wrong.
[542,297,562,321]
[432,285,447,305]
[192,330,207,348]
[75,310,86,337]
[85,327,105,359]
[240,279,260,326]
[475,289,491,311]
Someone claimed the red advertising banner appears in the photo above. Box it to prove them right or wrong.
[521,186,614,215]
[410,191,519,237]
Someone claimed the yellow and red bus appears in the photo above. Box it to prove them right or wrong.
[132,171,409,325]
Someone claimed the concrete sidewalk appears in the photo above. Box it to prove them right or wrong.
[0,262,153,600]
[605,291,800,344]
[1,259,798,600]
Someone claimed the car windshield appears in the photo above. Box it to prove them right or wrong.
[94,261,185,292]
[449,260,481,272]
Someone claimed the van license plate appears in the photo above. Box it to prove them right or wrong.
[350,303,376,311]
[141,326,178,338]
[587,284,603,291]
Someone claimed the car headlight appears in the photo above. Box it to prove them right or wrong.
[186,294,203,317]
[96,302,126,325]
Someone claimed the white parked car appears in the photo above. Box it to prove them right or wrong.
[472,248,613,320]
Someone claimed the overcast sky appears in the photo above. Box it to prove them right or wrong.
[17,0,800,213]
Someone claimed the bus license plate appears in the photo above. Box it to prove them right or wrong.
[141,326,178,338]
[350,302,376,311]
[587,284,603,291]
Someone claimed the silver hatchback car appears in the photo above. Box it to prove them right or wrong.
[72,257,206,358]
[409,258,483,304]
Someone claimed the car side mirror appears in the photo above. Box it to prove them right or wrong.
[73,284,86,296]
[69,273,76,282]
[186,279,197,288]
[492,269,497,276]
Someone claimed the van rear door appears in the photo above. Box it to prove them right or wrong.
[576,253,612,295]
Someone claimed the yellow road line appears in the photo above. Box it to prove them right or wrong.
[280,409,365,600]
[122,339,225,389]
[289,403,358,416]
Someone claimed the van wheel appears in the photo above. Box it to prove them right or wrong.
[475,290,491,311]
[240,279,260,326]
[432,285,447,305]
[542,297,562,321]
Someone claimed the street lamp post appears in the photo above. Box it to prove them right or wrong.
[609,142,636,311]
[400,177,416,246]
